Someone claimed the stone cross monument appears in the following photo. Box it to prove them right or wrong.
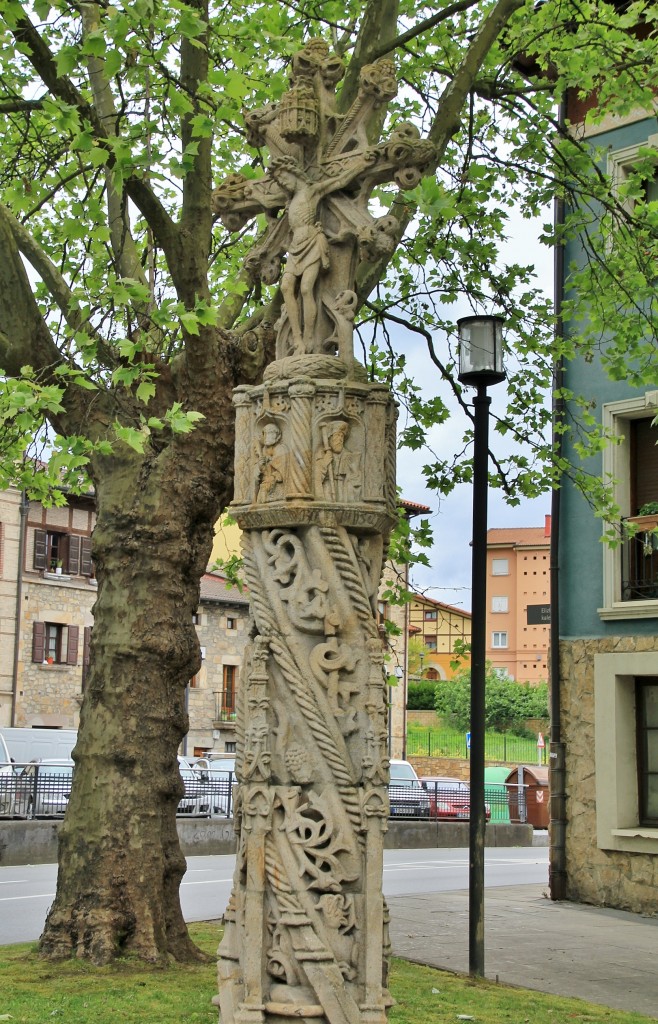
[213,40,435,1024]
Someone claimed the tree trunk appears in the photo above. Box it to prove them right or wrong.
[39,437,228,964]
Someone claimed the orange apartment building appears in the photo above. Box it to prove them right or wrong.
[485,517,551,684]
[408,593,472,680]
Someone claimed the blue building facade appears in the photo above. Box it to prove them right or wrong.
[558,111,658,912]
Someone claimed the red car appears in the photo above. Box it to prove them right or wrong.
[420,776,491,821]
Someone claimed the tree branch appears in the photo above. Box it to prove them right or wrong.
[338,0,399,114]
[178,0,213,305]
[0,97,44,113]
[2,203,129,386]
[367,0,483,63]
[80,2,149,290]
[11,11,181,267]
[427,0,526,155]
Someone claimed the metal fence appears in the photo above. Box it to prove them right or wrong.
[387,781,525,822]
[0,766,528,824]
[0,763,236,820]
[407,729,548,765]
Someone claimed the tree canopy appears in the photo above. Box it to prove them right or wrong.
[0,0,656,965]
[0,1,656,510]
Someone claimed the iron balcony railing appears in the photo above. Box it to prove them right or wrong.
[621,516,658,601]
[214,689,237,722]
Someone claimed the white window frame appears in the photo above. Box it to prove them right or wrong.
[491,595,508,614]
[598,392,658,620]
[594,651,658,852]
[491,558,509,576]
[492,631,508,649]
[608,134,658,218]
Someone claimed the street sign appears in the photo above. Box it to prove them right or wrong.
[527,604,551,625]
[537,731,545,765]
[466,731,471,749]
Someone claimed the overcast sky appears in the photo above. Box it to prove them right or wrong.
[393,212,553,611]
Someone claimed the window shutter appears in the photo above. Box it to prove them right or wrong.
[32,621,45,662]
[80,537,93,576]
[632,418,658,513]
[67,625,79,666]
[82,626,92,690]
[83,625,92,667]
[34,530,47,570]
[68,535,80,575]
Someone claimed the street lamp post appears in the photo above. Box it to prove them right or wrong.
[457,314,506,979]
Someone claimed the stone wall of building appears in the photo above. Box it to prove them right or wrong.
[187,597,250,755]
[0,489,21,727]
[560,635,658,913]
[17,576,95,728]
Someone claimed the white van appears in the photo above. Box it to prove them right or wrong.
[0,728,77,764]
[0,733,14,815]
[388,759,430,818]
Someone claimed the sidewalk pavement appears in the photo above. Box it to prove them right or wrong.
[387,883,658,1020]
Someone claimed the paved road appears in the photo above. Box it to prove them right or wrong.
[0,848,548,945]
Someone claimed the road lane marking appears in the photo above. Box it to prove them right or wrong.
[182,877,233,885]
[0,893,54,901]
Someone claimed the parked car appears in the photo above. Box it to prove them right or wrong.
[388,759,430,818]
[177,756,208,816]
[193,756,236,817]
[420,775,491,821]
[15,759,74,817]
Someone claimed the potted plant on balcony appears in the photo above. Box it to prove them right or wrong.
[627,503,658,558]
[626,502,658,529]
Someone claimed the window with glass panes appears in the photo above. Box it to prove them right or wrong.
[636,677,658,827]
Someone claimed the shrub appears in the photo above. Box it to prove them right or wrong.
[407,680,437,710]
[434,664,548,733]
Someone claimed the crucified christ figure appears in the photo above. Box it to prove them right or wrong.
[269,155,358,354]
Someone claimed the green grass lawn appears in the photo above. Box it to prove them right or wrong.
[0,922,653,1024]
[407,725,548,765]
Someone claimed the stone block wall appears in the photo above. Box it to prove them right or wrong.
[17,577,95,728]
[0,488,21,727]
[187,598,250,755]
[408,755,510,782]
[560,635,658,914]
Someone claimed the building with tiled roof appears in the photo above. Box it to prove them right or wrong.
[408,593,471,680]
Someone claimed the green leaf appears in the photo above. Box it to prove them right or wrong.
[179,310,200,335]
[136,380,156,403]
[114,423,148,453]
[55,46,78,77]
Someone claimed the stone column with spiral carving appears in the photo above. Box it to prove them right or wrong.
[213,36,436,1024]
[215,356,398,1024]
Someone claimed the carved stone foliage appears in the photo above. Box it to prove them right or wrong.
[212,38,436,369]
[217,515,394,1024]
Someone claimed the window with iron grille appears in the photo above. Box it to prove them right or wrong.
[636,677,658,827]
